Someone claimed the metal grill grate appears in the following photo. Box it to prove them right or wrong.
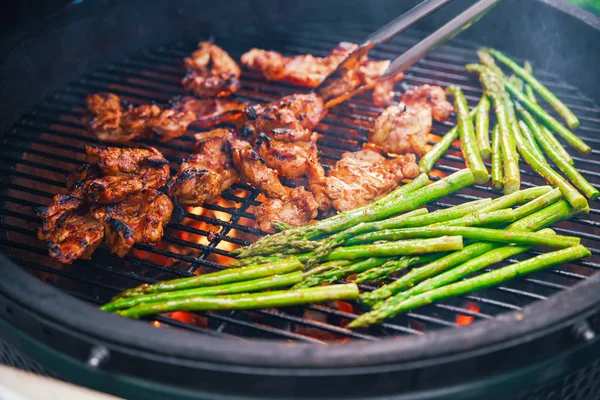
[1,24,599,342]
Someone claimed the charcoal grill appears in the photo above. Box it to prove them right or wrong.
[1,0,600,399]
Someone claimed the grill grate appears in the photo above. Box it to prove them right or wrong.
[1,24,599,342]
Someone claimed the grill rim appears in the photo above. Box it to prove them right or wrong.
[2,252,600,371]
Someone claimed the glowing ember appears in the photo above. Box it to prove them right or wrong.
[456,302,480,326]
[153,321,162,328]
[170,311,208,328]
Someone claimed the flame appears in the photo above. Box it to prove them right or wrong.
[153,321,162,328]
[169,311,208,328]
[456,302,480,326]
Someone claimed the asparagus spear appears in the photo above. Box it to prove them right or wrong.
[475,96,492,159]
[119,284,360,319]
[354,254,443,284]
[491,124,503,191]
[360,198,577,305]
[303,260,353,277]
[295,258,390,288]
[419,108,478,174]
[480,69,520,193]
[229,255,284,268]
[347,226,578,249]
[392,199,491,228]
[517,141,589,210]
[504,81,590,154]
[233,173,431,258]
[447,86,489,184]
[529,123,599,200]
[486,48,580,129]
[102,272,302,312]
[349,245,590,328]
[370,228,555,310]
[516,102,574,165]
[518,120,546,164]
[323,236,463,261]
[523,61,537,103]
[112,257,303,299]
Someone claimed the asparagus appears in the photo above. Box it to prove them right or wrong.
[419,108,479,173]
[102,272,302,312]
[295,258,390,288]
[393,199,492,228]
[349,245,590,328]
[531,121,599,200]
[233,173,431,258]
[516,102,574,166]
[491,124,503,191]
[518,120,546,164]
[523,61,536,103]
[475,96,492,159]
[447,86,489,184]
[517,142,588,210]
[347,226,578,249]
[507,74,524,92]
[360,198,577,305]
[480,69,520,193]
[323,236,463,261]
[486,48,580,129]
[229,255,284,268]
[504,81,590,154]
[112,257,303,299]
[303,260,353,278]
[354,254,443,284]
[370,228,555,309]
[119,284,360,319]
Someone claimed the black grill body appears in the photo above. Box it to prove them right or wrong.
[1,0,600,398]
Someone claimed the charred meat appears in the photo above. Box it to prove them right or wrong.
[170,96,246,127]
[182,41,241,98]
[36,195,104,264]
[370,85,454,155]
[85,93,195,143]
[325,148,419,212]
[255,134,319,178]
[168,129,239,206]
[255,187,319,233]
[92,190,173,258]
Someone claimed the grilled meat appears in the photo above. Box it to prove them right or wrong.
[170,96,246,127]
[229,139,288,199]
[255,134,319,178]
[238,93,325,143]
[168,129,239,206]
[182,41,241,98]
[306,156,332,214]
[37,195,104,264]
[92,190,173,258]
[241,43,402,106]
[324,148,419,212]
[370,85,454,155]
[84,145,170,204]
[255,187,319,233]
[85,93,195,143]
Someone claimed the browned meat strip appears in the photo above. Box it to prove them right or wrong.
[182,41,241,98]
[255,187,319,233]
[168,129,239,206]
[170,96,246,127]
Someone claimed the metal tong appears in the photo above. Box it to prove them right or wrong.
[315,0,503,108]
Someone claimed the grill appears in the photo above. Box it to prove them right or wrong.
[2,24,599,342]
[1,1,600,399]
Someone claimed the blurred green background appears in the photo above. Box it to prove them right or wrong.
[567,0,600,14]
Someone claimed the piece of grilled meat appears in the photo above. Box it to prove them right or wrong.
[182,41,241,98]
[168,129,240,206]
[255,187,319,233]
[324,148,419,212]
[92,190,173,258]
[238,93,325,143]
[229,139,289,199]
[36,195,105,264]
[85,93,195,143]
[306,156,332,214]
[170,96,246,127]
[83,145,170,204]
[255,134,319,178]
[370,85,454,155]
[241,43,403,106]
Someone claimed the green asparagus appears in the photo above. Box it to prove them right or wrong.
[491,124,503,191]
[486,48,580,129]
[295,258,390,288]
[102,272,302,312]
[518,120,546,164]
[517,141,588,210]
[523,61,537,103]
[349,245,590,328]
[447,86,489,184]
[354,254,441,284]
[475,96,492,159]
[112,257,303,299]
[119,284,360,319]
